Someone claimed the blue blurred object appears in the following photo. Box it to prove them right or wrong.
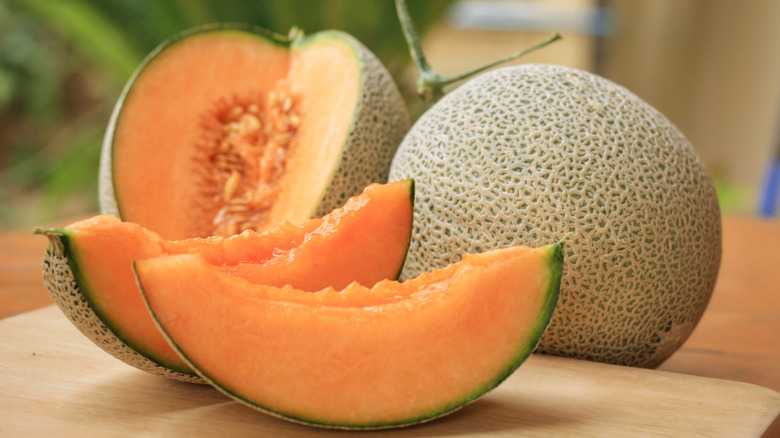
[445,0,618,36]
[759,107,780,217]
[759,158,779,217]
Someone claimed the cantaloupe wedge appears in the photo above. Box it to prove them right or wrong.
[36,180,413,383]
[136,241,564,429]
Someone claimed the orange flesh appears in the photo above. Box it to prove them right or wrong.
[66,180,413,373]
[112,30,360,240]
[265,37,361,228]
[136,244,559,427]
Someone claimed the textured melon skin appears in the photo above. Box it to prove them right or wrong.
[99,24,409,227]
[389,63,722,368]
[39,234,201,383]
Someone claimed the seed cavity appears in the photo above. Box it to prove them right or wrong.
[196,87,300,236]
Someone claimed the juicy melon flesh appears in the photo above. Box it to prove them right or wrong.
[40,180,413,375]
[136,242,564,429]
[109,29,297,239]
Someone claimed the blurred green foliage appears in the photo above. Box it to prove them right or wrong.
[0,0,452,230]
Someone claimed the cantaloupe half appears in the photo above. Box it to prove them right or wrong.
[36,180,413,383]
[136,241,564,429]
[99,24,409,240]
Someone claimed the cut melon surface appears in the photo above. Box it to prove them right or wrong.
[136,241,564,429]
[100,24,409,240]
[37,180,413,382]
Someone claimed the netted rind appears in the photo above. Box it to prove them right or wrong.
[313,33,411,217]
[389,64,722,368]
[41,239,203,383]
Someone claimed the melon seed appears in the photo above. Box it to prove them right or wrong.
[196,89,300,236]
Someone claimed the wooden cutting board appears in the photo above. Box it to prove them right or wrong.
[2,306,779,437]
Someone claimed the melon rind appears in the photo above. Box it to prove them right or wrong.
[38,232,202,383]
[389,63,722,368]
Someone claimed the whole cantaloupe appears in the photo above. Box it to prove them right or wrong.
[389,63,722,368]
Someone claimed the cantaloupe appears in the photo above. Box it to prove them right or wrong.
[389,62,722,367]
[135,240,564,429]
[36,180,414,382]
[99,23,409,240]
[389,0,724,367]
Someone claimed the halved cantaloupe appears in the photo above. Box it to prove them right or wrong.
[36,180,413,383]
[136,240,564,429]
[99,24,409,240]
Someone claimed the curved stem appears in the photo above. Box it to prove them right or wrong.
[394,0,448,100]
[394,0,430,77]
[444,33,562,84]
[395,0,562,103]
[33,228,66,256]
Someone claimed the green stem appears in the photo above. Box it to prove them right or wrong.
[394,0,447,100]
[33,227,67,256]
[445,33,563,84]
[394,0,562,103]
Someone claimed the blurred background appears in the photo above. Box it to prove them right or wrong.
[1,0,779,231]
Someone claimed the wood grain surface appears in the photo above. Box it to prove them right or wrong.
[1,305,779,437]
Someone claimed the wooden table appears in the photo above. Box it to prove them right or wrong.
[2,214,779,436]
